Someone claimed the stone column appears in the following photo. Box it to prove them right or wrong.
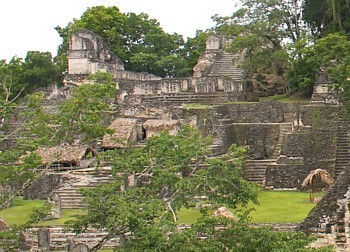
[66,237,75,252]
[37,228,50,251]
[73,243,89,252]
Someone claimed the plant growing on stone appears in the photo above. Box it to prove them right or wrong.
[290,33,350,110]
[65,126,326,251]
[0,72,115,208]
[55,5,205,78]
[0,204,50,251]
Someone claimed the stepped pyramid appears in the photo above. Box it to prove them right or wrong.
[208,51,244,81]
[334,110,350,178]
[193,35,245,81]
[53,169,114,209]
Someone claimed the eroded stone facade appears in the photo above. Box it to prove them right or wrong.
[311,66,339,104]
[64,30,256,104]
[6,29,350,252]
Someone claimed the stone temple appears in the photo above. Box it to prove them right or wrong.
[64,29,257,105]
[3,29,350,250]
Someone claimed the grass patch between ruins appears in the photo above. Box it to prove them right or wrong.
[259,93,311,103]
[176,190,318,224]
[0,191,318,226]
[0,198,86,226]
[248,190,318,223]
[0,198,45,225]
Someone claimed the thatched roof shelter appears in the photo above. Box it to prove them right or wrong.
[102,118,139,148]
[301,169,334,189]
[35,145,97,166]
[143,119,180,130]
[143,119,180,138]
[301,168,334,202]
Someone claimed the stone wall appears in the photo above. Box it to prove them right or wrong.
[179,102,340,189]
[23,174,62,200]
[212,101,284,123]
[67,29,124,77]
[64,30,254,104]
[264,105,338,188]
[311,67,339,105]
[224,124,280,159]
[299,166,350,250]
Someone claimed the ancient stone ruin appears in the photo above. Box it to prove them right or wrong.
[64,29,257,105]
[2,29,350,251]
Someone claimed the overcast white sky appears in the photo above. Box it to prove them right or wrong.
[0,0,239,62]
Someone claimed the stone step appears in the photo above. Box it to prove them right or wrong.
[142,95,228,100]
[243,159,279,185]
[335,156,350,159]
[244,174,267,178]
[335,159,350,163]
[25,227,119,250]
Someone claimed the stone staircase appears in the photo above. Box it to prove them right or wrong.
[53,170,114,209]
[208,52,244,81]
[335,112,350,178]
[272,123,293,159]
[207,140,225,156]
[243,123,293,186]
[243,159,276,186]
[25,226,119,250]
[141,92,229,105]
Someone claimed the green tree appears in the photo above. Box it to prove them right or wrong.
[56,6,202,78]
[65,127,326,251]
[214,0,304,75]
[21,51,59,93]
[54,72,115,144]
[303,0,350,37]
[211,0,308,95]
[287,38,317,96]
[0,57,25,104]
[0,72,115,209]
[0,52,60,99]
[306,33,350,110]
[288,33,350,102]
[182,30,208,73]
[67,127,257,250]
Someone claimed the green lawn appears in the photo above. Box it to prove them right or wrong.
[0,198,45,225]
[0,191,318,226]
[0,198,85,226]
[248,190,318,223]
[259,93,311,103]
[38,209,86,226]
[176,190,318,224]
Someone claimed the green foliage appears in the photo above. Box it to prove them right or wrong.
[213,0,306,93]
[182,30,208,72]
[303,0,350,37]
[0,198,50,250]
[65,126,319,250]
[21,51,59,93]
[0,57,25,111]
[0,52,60,102]
[56,5,206,78]
[287,38,318,96]
[56,72,115,143]
[0,72,115,213]
[113,216,326,252]
[288,33,350,107]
